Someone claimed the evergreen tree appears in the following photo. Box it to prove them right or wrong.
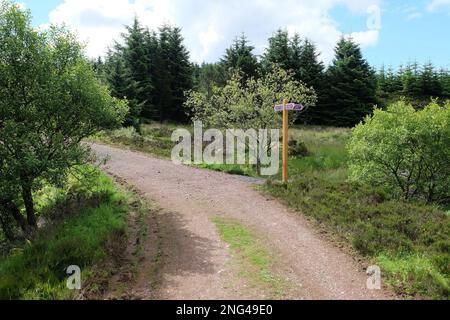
[420,61,442,97]
[376,65,387,97]
[120,17,151,129]
[156,25,193,122]
[295,38,325,124]
[296,38,324,87]
[321,37,377,127]
[104,49,140,127]
[385,65,403,94]
[261,29,292,72]
[289,33,303,80]
[439,68,450,98]
[140,29,159,119]
[167,26,193,122]
[402,62,421,97]
[193,62,226,97]
[221,34,259,81]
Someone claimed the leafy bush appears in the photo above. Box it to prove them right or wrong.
[288,140,309,157]
[348,100,450,204]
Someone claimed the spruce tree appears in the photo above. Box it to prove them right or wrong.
[402,62,421,97]
[221,34,259,81]
[261,29,292,72]
[321,37,377,127]
[420,62,442,97]
[155,25,193,123]
[167,26,193,122]
[120,18,151,129]
[193,62,226,97]
[295,38,325,124]
[295,38,324,87]
[439,68,450,98]
[385,65,403,95]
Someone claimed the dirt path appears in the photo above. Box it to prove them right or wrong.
[92,143,394,300]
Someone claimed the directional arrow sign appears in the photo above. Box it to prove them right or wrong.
[274,105,283,111]
[274,103,305,112]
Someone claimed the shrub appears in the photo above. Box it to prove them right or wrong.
[288,140,309,157]
[348,100,450,204]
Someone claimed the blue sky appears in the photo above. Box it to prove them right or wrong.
[19,0,450,69]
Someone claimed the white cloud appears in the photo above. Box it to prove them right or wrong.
[46,0,381,64]
[427,0,450,12]
[348,30,379,48]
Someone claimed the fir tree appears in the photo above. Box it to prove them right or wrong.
[221,34,259,81]
[321,37,377,127]
[261,29,292,72]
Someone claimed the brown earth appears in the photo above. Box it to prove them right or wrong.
[91,143,395,300]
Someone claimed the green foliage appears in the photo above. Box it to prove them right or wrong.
[348,100,450,203]
[376,62,450,105]
[264,171,450,299]
[0,168,128,300]
[261,29,292,73]
[0,2,127,238]
[105,20,193,124]
[92,124,176,159]
[187,64,317,130]
[220,34,259,82]
[288,140,309,157]
[192,62,227,97]
[158,25,193,122]
[320,37,378,127]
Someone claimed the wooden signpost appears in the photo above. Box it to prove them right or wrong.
[275,99,305,183]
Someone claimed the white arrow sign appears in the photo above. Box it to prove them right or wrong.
[274,103,305,112]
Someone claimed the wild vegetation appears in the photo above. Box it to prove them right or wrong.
[0,2,127,240]
[0,166,129,300]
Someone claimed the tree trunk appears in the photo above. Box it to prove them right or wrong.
[0,212,15,241]
[256,157,262,176]
[21,182,37,230]
[0,200,29,240]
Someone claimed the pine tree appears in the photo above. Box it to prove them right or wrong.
[376,65,387,97]
[193,62,226,97]
[385,65,402,95]
[140,29,159,119]
[420,62,442,97]
[167,26,193,122]
[156,25,193,123]
[402,62,421,97]
[295,38,325,124]
[321,37,377,127]
[120,18,151,129]
[261,29,292,72]
[104,49,139,127]
[221,34,259,81]
[439,68,450,98]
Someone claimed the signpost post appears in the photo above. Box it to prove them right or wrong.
[274,100,305,183]
[282,99,289,183]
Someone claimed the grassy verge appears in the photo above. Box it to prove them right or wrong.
[0,167,129,300]
[263,126,450,299]
[89,123,259,177]
[212,216,288,299]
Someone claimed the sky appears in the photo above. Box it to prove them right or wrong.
[17,0,450,69]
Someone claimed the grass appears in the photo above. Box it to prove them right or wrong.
[212,216,288,298]
[263,126,450,300]
[0,166,129,300]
